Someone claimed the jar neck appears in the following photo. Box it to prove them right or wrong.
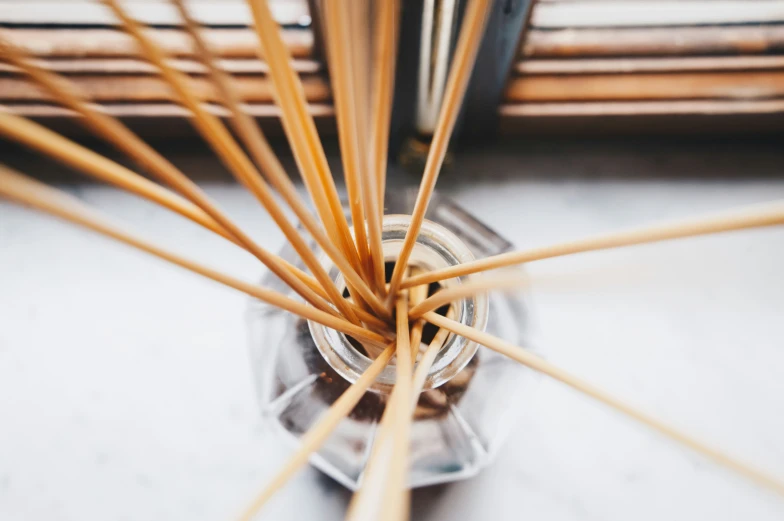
[308,215,489,394]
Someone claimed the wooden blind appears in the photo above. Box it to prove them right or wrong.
[3,0,783,137]
[501,0,784,135]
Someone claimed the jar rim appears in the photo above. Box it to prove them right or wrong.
[308,215,489,394]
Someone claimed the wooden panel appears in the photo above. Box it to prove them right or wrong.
[531,1,784,28]
[4,1,781,29]
[0,0,309,27]
[0,102,334,118]
[524,26,784,57]
[0,57,321,75]
[0,75,330,102]
[505,72,784,101]
[500,99,784,117]
[0,28,313,58]
[515,56,784,75]
[0,102,336,139]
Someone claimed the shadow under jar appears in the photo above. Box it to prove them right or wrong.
[247,191,536,490]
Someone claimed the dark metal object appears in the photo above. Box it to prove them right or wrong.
[390,0,534,171]
[458,0,534,142]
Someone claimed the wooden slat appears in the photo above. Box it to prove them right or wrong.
[0,102,336,140]
[0,0,309,27]
[500,99,784,117]
[505,71,784,101]
[8,25,780,63]
[532,1,784,29]
[0,57,321,75]
[0,102,334,118]
[0,74,330,102]
[0,28,313,58]
[3,1,781,29]
[524,26,784,57]
[498,102,784,136]
[516,56,784,75]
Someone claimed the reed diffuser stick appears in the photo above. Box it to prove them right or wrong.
[403,200,784,288]
[0,35,352,316]
[102,0,367,324]
[387,296,414,521]
[168,0,384,320]
[408,273,528,319]
[367,0,399,294]
[322,0,373,282]
[0,112,347,311]
[244,0,363,273]
[236,343,396,521]
[0,164,385,346]
[423,311,784,496]
[0,112,229,239]
[386,0,492,301]
[347,296,414,521]
[409,308,455,406]
[407,269,430,358]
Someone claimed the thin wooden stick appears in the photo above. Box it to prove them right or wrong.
[236,342,395,521]
[102,0,366,325]
[407,269,430,358]
[322,0,373,283]
[0,109,339,316]
[0,164,386,347]
[402,199,784,289]
[423,311,784,496]
[0,34,349,319]
[367,0,399,295]
[408,273,527,319]
[169,0,380,326]
[346,296,414,521]
[244,0,363,275]
[409,307,455,407]
[0,111,220,240]
[167,0,387,323]
[386,0,492,302]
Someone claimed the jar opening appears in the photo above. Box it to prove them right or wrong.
[308,215,489,394]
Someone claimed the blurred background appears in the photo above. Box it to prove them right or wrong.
[1,1,784,520]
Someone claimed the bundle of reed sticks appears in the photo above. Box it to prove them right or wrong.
[1,1,784,520]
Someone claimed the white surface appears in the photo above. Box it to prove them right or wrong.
[1,170,784,520]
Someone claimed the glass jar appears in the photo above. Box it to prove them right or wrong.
[246,190,535,490]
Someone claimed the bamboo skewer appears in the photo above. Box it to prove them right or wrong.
[367,0,399,294]
[245,0,363,276]
[402,199,784,289]
[323,0,373,284]
[408,273,528,319]
[101,0,366,325]
[0,164,385,347]
[236,343,396,521]
[167,0,387,324]
[422,312,784,496]
[386,0,492,302]
[0,34,345,318]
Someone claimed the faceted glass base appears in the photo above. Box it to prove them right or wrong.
[246,190,536,490]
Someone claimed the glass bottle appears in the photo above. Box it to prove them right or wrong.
[246,190,536,489]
